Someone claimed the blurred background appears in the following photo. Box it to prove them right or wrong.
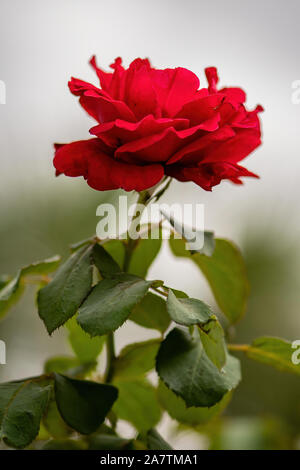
[0,0,300,449]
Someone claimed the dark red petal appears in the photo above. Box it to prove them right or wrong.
[53,138,164,192]
[115,116,220,164]
[175,93,224,126]
[167,126,235,165]
[87,152,164,192]
[163,67,200,117]
[202,128,261,164]
[69,77,135,123]
[205,67,219,93]
[220,87,246,105]
[53,139,103,178]
[166,161,258,191]
[90,115,190,147]
[123,59,159,119]
[89,55,113,91]
[80,94,136,123]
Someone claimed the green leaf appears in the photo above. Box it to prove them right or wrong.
[54,374,118,434]
[44,356,81,374]
[156,328,241,407]
[43,396,71,439]
[113,339,160,380]
[199,317,226,370]
[113,379,161,432]
[0,272,24,320]
[158,381,231,426]
[0,380,51,448]
[88,433,133,450]
[45,355,96,379]
[77,274,151,337]
[42,439,86,450]
[102,239,126,269]
[0,275,10,290]
[146,428,173,450]
[70,237,95,252]
[38,245,93,334]
[162,210,215,256]
[21,256,61,276]
[92,243,122,278]
[245,337,300,375]
[130,292,170,333]
[66,316,105,363]
[128,238,162,277]
[166,289,213,326]
[170,237,249,324]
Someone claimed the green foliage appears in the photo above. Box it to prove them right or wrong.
[54,374,118,434]
[102,239,126,269]
[77,274,152,336]
[44,356,82,375]
[166,289,213,326]
[158,381,232,426]
[0,380,51,448]
[245,337,300,375]
[112,379,161,432]
[113,339,160,380]
[161,210,215,256]
[92,243,122,278]
[199,317,226,369]
[1,205,297,451]
[0,256,61,320]
[43,395,71,439]
[146,428,173,450]
[42,439,87,450]
[38,245,93,334]
[130,292,170,333]
[128,237,162,277]
[156,328,241,407]
[88,433,133,450]
[169,237,249,324]
[66,315,105,363]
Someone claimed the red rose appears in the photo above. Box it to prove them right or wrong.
[54,57,263,192]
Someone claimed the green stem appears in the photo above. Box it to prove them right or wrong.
[123,190,151,272]
[104,182,171,383]
[104,332,116,383]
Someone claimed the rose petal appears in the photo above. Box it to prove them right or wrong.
[90,115,190,147]
[69,77,135,123]
[166,161,258,191]
[205,67,219,93]
[167,125,235,165]
[53,138,164,192]
[115,115,220,164]
[162,67,200,117]
[201,128,261,164]
[176,93,225,126]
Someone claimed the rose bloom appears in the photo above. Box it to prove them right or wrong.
[54,57,263,192]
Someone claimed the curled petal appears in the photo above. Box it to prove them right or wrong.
[90,115,190,147]
[162,67,200,117]
[166,161,258,191]
[205,67,219,93]
[89,55,113,92]
[53,138,164,192]
[176,93,224,126]
[167,126,235,165]
[115,115,220,163]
